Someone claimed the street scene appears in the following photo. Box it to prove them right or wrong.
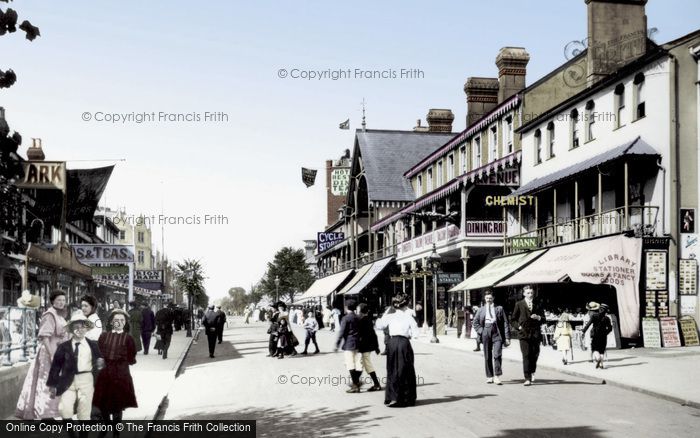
[2,1,700,437]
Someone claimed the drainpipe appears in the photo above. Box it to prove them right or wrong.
[669,54,680,315]
[657,160,666,235]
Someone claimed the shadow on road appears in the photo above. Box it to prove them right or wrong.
[482,426,606,437]
[174,405,390,437]
[416,394,494,406]
[500,379,600,386]
[604,362,648,369]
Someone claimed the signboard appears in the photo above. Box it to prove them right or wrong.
[331,168,350,196]
[681,234,698,259]
[16,161,67,191]
[302,167,317,188]
[660,317,681,348]
[478,168,520,187]
[681,295,697,317]
[465,221,505,237]
[317,232,345,252]
[437,272,463,285]
[135,270,163,282]
[92,266,129,275]
[511,236,538,250]
[679,259,698,295]
[657,290,670,317]
[679,317,699,346]
[397,224,461,259]
[73,244,134,264]
[641,318,661,348]
[680,208,695,234]
[645,251,667,290]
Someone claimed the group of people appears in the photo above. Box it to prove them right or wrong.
[15,291,139,424]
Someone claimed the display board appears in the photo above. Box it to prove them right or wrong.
[645,251,667,290]
[679,259,698,295]
[679,317,699,346]
[641,318,661,348]
[660,317,681,348]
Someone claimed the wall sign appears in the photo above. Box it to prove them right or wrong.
[437,273,464,285]
[73,244,134,264]
[645,251,667,290]
[680,208,695,234]
[16,161,67,191]
[135,270,163,282]
[641,318,661,348]
[478,168,520,187]
[660,317,681,348]
[465,220,505,236]
[317,232,345,252]
[330,168,350,196]
[679,317,699,346]
[679,259,697,295]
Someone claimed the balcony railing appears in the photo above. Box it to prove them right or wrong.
[0,306,38,366]
[504,206,660,254]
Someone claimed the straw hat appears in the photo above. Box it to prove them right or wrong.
[64,311,95,331]
[16,290,40,309]
[586,301,600,311]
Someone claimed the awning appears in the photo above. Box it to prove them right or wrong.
[337,263,373,295]
[340,256,395,296]
[300,269,354,299]
[510,137,658,196]
[497,235,642,338]
[449,250,546,292]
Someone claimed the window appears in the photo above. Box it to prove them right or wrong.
[472,137,481,169]
[447,154,454,180]
[634,73,645,119]
[417,175,422,195]
[585,100,595,141]
[459,146,467,174]
[437,160,443,186]
[137,231,144,243]
[614,83,625,128]
[570,109,580,149]
[427,168,433,192]
[504,116,513,153]
[489,125,498,162]
[138,250,145,264]
[547,122,555,159]
[119,230,125,240]
[534,129,542,164]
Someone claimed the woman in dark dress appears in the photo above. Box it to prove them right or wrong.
[93,309,137,424]
[581,302,613,369]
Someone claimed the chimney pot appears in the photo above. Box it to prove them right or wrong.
[426,109,454,133]
[495,47,530,103]
[27,138,45,161]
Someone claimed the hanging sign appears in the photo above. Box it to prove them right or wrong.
[73,244,134,264]
[16,161,66,191]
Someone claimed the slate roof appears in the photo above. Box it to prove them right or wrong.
[511,137,659,196]
[355,129,455,202]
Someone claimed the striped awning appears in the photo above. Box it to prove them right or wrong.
[341,256,395,296]
[337,263,373,295]
[300,269,354,299]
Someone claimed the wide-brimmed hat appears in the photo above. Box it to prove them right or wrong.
[64,311,95,331]
[586,301,600,311]
[17,290,40,309]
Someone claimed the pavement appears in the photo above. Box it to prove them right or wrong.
[415,324,700,409]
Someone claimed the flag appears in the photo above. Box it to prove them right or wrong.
[302,167,317,187]
[339,119,350,130]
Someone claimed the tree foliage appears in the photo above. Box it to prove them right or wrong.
[259,247,314,303]
[176,259,209,308]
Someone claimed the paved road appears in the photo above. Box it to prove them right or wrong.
[162,317,700,438]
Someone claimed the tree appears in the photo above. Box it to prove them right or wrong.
[226,287,247,314]
[175,259,208,309]
[259,247,314,303]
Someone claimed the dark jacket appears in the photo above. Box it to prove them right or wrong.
[357,315,379,353]
[141,307,156,333]
[472,304,511,341]
[202,310,219,333]
[155,307,174,335]
[216,310,226,327]
[511,299,545,340]
[336,312,361,351]
[47,338,102,396]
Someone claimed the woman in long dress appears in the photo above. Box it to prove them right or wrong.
[92,309,138,422]
[15,290,70,419]
[375,294,419,408]
[80,295,103,341]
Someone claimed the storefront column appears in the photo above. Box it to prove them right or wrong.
[574,180,579,240]
[411,261,417,310]
[598,171,603,235]
[553,188,558,239]
[624,161,630,229]
[423,270,428,330]
[460,248,469,339]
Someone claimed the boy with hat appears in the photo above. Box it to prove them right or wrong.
[47,312,104,420]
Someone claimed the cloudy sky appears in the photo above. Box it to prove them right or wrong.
[3,0,699,300]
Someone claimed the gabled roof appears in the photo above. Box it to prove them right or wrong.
[355,129,454,202]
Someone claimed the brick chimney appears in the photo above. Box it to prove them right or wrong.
[586,0,648,85]
[426,109,454,133]
[496,47,530,103]
[464,77,499,127]
[27,138,45,161]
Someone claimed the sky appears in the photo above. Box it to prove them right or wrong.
[2,0,700,300]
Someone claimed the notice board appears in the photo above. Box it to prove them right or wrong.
[642,318,661,348]
[679,317,699,346]
[660,317,681,348]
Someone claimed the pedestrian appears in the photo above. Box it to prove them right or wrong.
[581,302,613,369]
[335,300,362,393]
[141,302,156,355]
[16,290,70,420]
[375,293,419,407]
[275,317,292,359]
[215,305,226,344]
[471,305,482,351]
[92,309,138,426]
[155,303,174,359]
[357,303,382,392]
[202,305,220,358]
[111,300,122,311]
[331,306,341,332]
[511,285,546,386]
[80,295,103,341]
[472,291,511,385]
[47,312,104,420]
[173,306,183,331]
[266,308,280,357]
[302,311,320,355]
[128,301,143,354]
[323,306,332,330]
[315,305,325,330]
[244,307,251,324]
[554,312,574,365]
[277,302,299,356]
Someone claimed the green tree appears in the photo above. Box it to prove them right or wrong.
[176,259,209,308]
[227,286,247,314]
[260,247,314,303]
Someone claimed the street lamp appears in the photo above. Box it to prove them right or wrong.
[427,244,442,344]
[274,275,280,303]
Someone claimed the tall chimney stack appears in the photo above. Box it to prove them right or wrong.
[426,109,454,133]
[496,47,530,103]
[586,0,648,85]
[464,77,499,127]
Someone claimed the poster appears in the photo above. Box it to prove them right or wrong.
[681,234,698,259]
[680,295,697,316]
[659,317,681,348]
[680,208,695,234]
[641,318,661,348]
[679,259,698,295]
[679,317,699,346]
[645,251,667,290]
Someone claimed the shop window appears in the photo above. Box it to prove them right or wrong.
[534,129,542,164]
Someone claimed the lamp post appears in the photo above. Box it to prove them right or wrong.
[274,275,280,303]
[427,244,442,344]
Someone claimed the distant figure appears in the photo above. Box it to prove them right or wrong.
[215,305,226,344]
[554,313,574,365]
[155,304,174,359]
[581,302,613,369]
[335,300,362,393]
[203,305,220,358]
[141,303,156,355]
[128,301,143,353]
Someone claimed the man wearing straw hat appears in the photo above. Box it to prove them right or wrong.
[47,312,104,420]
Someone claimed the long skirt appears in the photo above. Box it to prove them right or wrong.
[15,345,60,419]
[385,336,417,405]
[93,360,138,413]
[591,333,607,354]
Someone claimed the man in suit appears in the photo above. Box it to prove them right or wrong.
[141,302,156,355]
[511,285,546,386]
[47,313,104,420]
[472,291,510,385]
[215,305,226,344]
[155,303,175,359]
[335,300,362,393]
[202,305,220,358]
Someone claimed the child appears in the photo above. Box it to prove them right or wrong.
[553,313,574,365]
[302,312,320,354]
[276,318,290,359]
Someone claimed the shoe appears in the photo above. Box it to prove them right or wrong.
[384,400,391,405]
[486,377,494,384]
[314,350,320,354]
[531,374,535,383]
[523,380,531,386]
[301,351,308,355]
[493,376,502,385]
[563,358,567,365]
[380,351,387,356]
[367,385,382,392]
[346,385,360,393]
[387,401,404,408]
[277,355,284,359]
[473,348,481,352]
[209,354,215,358]
[218,341,222,344]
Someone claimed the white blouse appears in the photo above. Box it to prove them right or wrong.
[375,309,419,339]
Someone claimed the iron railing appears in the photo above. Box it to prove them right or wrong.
[0,306,38,366]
